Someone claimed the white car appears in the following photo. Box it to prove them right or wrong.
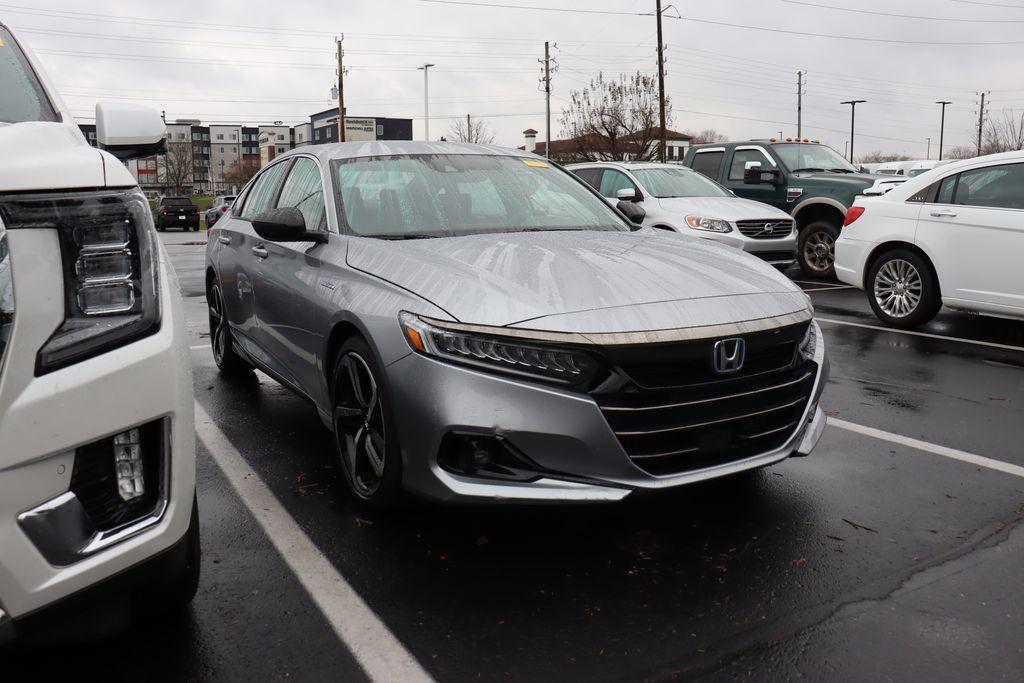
[906,159,954,178]
[874,160,918,176]
[836,150,1024,327]
[0,24,198,642]
[568,162,798,270]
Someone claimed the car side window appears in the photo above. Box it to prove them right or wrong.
[728,149,772,181]
[597,169,636,199]
[953,163,1024,210]
[572,168,601,190]
[935,174,957,204]
[240,162,289,221]
[276,157,327,230]
[690,151,724,179]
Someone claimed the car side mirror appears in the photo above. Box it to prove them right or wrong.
[617,187,642,202]
[95,102,167,160]
[616,200,646,227]
[743,161,781,185]
[252,207,326,242]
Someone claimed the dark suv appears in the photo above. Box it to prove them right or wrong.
[153,196,200,232]
[684,140,886,277]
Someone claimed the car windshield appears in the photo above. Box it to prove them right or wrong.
[163,198,193,206]
[0,26,59,124]
[772,143,858,173]
[907,168,928,177]
[333,154,628,238]
[630,167,730,198]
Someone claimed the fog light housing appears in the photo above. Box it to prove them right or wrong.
[114,429,145,501]
[438,433,543,482]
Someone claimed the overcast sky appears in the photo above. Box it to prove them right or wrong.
[6,0,1023,158]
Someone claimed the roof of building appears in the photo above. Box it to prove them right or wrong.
[523,128,539,135]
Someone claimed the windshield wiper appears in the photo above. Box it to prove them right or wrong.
[790,167,827,173]
[828,167,856,173]
[372,233,440,240]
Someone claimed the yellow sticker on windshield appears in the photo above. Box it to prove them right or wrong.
[522,159,549,168]
[0,38,5,47]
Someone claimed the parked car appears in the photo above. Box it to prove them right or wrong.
[906,159,954,177]
[206,142,828,508]
[874,160,919,176]
[684,140,898,277]
[205,194,235,228]
[153,196,200,231]
[567,162,797,270]
[836,150,1024,327]
[0,23,198,644]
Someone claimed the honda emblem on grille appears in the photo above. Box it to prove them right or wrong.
[713,338,745,374]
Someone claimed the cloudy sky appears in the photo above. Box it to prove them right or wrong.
[6,0,1023,158]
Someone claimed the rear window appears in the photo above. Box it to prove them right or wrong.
[0,26,59,123]
[161,197,194,206]
[690,150,724,179]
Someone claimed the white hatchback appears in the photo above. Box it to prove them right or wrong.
[836,150,1024,327]
[0,24,198,642]
[568,162,798,270]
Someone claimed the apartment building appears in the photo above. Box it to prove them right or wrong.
[258,124,292,167]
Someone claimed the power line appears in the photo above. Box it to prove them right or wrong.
[952,0,1024,8]
[417,0,677,18]
[780,0,1024,22]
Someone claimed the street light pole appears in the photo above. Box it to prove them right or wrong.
[926,137,931,160]
[935,100,952,161]
[840,100,866,162]
[418,63,435,141]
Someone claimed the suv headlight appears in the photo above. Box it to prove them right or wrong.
[0,189,160,374]
[399,312,600,387]
[684,215,732,233]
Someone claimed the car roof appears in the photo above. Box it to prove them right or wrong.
[565,161,691,171]
[295,140,537,164]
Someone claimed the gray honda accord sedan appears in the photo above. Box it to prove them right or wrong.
[205,141,828,507]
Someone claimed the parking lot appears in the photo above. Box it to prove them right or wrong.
[5,228,1020,681]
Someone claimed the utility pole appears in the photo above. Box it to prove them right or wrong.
[926,137,931,160]
[656,0,667,163]
[466,113,472,143]
[538,41,557,158]
[797,71,803,139]
[336,35,346,143]
[976,91,988,156]
[841,99,866,162]
[419,63,435,141]
[936,100,951,160]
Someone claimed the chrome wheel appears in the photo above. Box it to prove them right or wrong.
[802,230,835,273]
[208,285,228,365]
[873,258,923,319]
[333,352,386,498]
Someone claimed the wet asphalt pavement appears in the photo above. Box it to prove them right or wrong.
[6,230,1023,681]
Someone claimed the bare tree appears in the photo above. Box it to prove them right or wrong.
[687,128,728,144]
[857,150,911,164]
[558,72,668,162]
[160,140,193,195]
[448,115,495,145]
[222,158,260,191]
[981,109,1024,154]
[945,145,976,160]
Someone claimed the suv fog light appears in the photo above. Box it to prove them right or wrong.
[113,428,145,501]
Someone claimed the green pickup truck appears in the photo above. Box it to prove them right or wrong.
[683,140,896,277]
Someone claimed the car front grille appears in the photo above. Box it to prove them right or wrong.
[593,322,815,476]
[736,219,793,239]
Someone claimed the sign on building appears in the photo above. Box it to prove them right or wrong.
[344,117,377,142]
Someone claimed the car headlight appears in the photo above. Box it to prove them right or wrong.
[684,215,732,233]
[799,320,819,361]
[399,312,600,387]
[0,189,160,374]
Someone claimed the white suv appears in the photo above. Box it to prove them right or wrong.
[836,150,1024,327]
[0,24,198,642]
[568,162,798,270]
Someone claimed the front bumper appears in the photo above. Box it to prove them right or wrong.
[691,229,797,267]
[387,321,828,503]
[0,231,195,621]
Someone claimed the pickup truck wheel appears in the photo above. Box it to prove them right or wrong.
[798,221,839,278]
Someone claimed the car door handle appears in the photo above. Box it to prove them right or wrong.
[251,245,269,259]
[218,235,231,245]
[930,209,957,218]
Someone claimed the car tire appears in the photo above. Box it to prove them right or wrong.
[330,338,403,509]
[208,281,255,376]
[866,249,941,328]
[798,221,840,278]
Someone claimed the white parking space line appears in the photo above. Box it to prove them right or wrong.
[194,402,434,683]
[817,317,1024,354]
[803,285,857,292]
[190,344,210,352]
[829,417,1024,480]
[792,280,848,287]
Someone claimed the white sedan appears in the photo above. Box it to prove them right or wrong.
[836,150,1024,328]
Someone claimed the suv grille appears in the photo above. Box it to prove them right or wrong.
[736,219,793,239]
[593,322,814,476]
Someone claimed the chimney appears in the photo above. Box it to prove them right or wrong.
[523,128,538,153]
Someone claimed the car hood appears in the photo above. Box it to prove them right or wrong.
[653,196,792,221]
[347,230,809,331]
[0,122,111,192]
[791,171,878,190]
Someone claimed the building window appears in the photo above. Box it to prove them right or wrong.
[216,133,224,140]
[219,146,225,153]
[178,133,186,140]
[277,146,286,153]
[230,133,237,140]
[315,130,321,141]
